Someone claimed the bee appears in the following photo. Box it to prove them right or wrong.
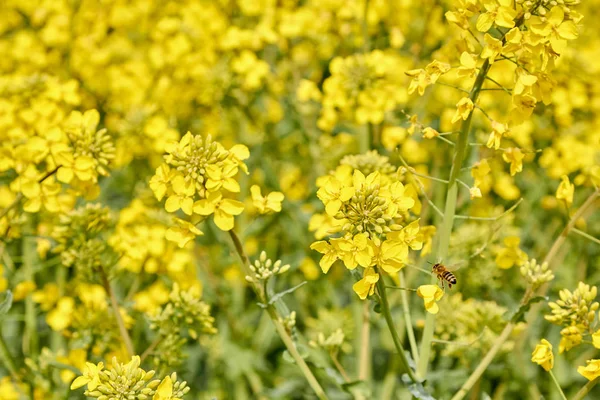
[432,263,457,290]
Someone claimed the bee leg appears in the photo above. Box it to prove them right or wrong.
[448,282,453,289]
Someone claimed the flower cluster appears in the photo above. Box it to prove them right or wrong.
[317,51,407,130]
[71,356,189,400]
[245,251,291,283]
[311,153,427,298]
[150,132,248,246]
[546,282,600,353]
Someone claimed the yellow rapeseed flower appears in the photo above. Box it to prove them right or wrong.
[531,339,554,371]
[417,285,444,314]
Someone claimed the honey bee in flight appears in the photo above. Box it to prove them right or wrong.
[432,263,457,290]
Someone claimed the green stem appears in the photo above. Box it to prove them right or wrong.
[0,327,21,383]
[399,271,419,366]
[375,273,418,383]
[571,227,600,245]
[228,230,328,400]
[451,190,599,400]
[573,376,600,400]
[548,370,568,400]
[99,266,135,357]
[417,59,491,379]
[358,302,371,382]
[22,220,39,359]
[362,0,370,53]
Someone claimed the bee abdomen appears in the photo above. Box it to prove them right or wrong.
[442,271,457,283]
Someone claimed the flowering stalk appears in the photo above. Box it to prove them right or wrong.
[399,271,419,365]
[228,230,328,400]
[375,272,418,383]
[548,370,567,400]
[573,376,600,400]
[417,58,492,378]
[0,328,21,383]
[22,220,39,359]
[98,266,135,357]
[451,189,599,400]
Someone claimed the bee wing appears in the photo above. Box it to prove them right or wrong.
[446,260,466,271]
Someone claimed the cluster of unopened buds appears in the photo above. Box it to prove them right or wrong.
[245,251,291,283]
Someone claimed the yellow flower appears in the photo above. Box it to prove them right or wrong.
[578,360,600,381]
[530,6,579,54]
[495,236,527,269]
[310,238,345,273]
[382,126,407,150]
[556,175,574,207]
[559,326,583,353]
[336,234,373,270]
[417,285,444,314]
[70,361,104,391]
[502,147,524,176]
[383,182,415,217]
[297,79,322,102]
[476,0,517,32]
[164,175,195,215]
[422,127,439,139]
[451,97,474,124]
[193,192,244,231]
[592,329,600,349]
[13,280,36,301]
[150,164,175,201]
[481,33,503,64]
[352,267,379,300]
[317,176,355,216]
[153,376,173,400]
[47,297,75,331]
[370,239,408,274]
[250,185,284,214]
[165,218,203,248]
[457,52,478,78]
[531,339,554,371]
[487,121,508,150]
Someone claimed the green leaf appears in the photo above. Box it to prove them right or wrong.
[341,380,371,397]
[0,291,13,315]
[282,344,309,363]
[509,296,548,323]
[402,375,436,400]
[268,281,307,305]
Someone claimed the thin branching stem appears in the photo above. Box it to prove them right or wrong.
[99,266,135,358]
[571,228,600,245]
[451,189,599,400]
[454,198,523,221]
[375,272,419,383]
[548,370,568,400]
[417,57,492,379]
[228,230,328,400]
[398,156,444,218]
[573,376,600,400]
[399,271,419,366]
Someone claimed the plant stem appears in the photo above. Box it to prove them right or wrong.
[22,219,39,359]
[140,334,163,363]
[417,59,491,379]
[362,0,370,53]
[358,302,370,381]
[450,190,599,400]
[0,328,21,383]
[573,376,600,400]
[228,230,328,400]
[571,227,600,245]
[399,271,419,366]
[375,273,418,383]
[548,370,568,400]
[99,266,135,357]
[331,352,351,383]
